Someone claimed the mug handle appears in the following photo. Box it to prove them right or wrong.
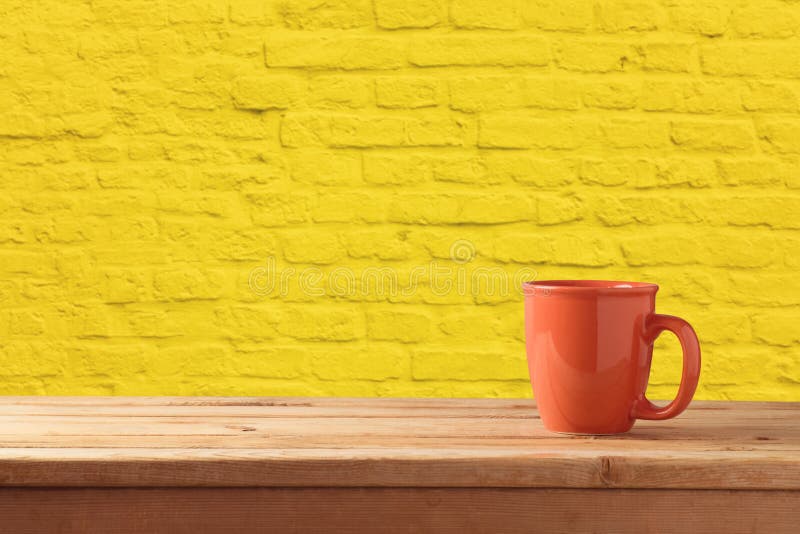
[634,314,701,420]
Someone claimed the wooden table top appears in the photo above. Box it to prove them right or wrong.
[0,397,797,490]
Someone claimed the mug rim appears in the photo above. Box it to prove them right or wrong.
[523,280,659,294]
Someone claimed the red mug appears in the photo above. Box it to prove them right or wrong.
[523,280,701,434]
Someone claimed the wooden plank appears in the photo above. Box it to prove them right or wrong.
[0,435,797,452]
[0,396,537,409]
[0,398,797,489]
[0,487,796,534]
[0,449,798,489]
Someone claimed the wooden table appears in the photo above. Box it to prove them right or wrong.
[0,397,797,533]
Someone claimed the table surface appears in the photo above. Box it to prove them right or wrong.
[0,397,797,490]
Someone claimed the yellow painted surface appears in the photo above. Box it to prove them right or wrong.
[0,1,798,399]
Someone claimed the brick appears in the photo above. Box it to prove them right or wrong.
[731,2,800,38]
[153,268,225,301]
[101,269,153,303]
[228,347,308,378]
[276,306,363,341]
[374,0,444,28]
[388,193,532,224]
[367,310,431,342]
[405,117,470,147]
[548,235,619,266]
[640,42,694,72]
[622,232,778,268]
[728,273,800,306]
[0,342,66,377]
[460,194,535,224]
[153,344,232,376]
[231,75,305,110]
[156,191,241,218]
[167,0,226,23]
[213,306,279,339]
[593,196,705,226]
[266,36,405,69]
[363,153,432,184]
[412,347,526,380]
[479,115,596,149]
[641,80,740,113]
[492,232,618,265]
[376,77,442,109]
[61,111,114,138]
[758,121,800,154]
[342,229,413,260]
[71,344,152,376]
[785,158,800,190]
[483,154,579,187]
[438,310,504,340]
[229,0,280,25]
[92,0,169,25]
[742,82,799,113]
[582,81,639,109]
[670,120,754,150]
[0,251,56,275]
[784,237,800,268]
[450,0,519,29]
[285,113,468,148]
[309,76,372,109]
[666,0,729,36]
[40,218,95,244]
[600,118,670,148]
[177,110,273,140]
[288,151,361,185]
[0,220,27,244]
[310,192,387,223]
[331,115,405,147]
[702,43,800,78]
[522,0,594,32]
[596,0,663,32]
[281,113,332,147]
[702,346,784,388]
[281,0,372,29]
[408,229,483,261]
[716,159,782,187]
[706,197,800,229]
[523,77,582,110]
[555,40,641,72]
[246,192,310,226]
[312,346,407,380]
[205,228,277,262]
[0,112,52,138]
[281,231,345,264]
[196,163,286,189]
[429,155,490,184]
[450,77,525,112]
[538,194,585,225]
[97,165,182,189]
[644,159,715,189]
[751,313,800,347]
[580,158,655,186]
[7,309,45,335]
[409,36,549,67]
[689,308,751,345]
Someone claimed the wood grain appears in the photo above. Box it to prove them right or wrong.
[0,397,797,489]
[0,487,797,534]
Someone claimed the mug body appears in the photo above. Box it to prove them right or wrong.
[524,280,659,434]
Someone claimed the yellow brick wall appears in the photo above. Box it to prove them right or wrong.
[0,0,798,400]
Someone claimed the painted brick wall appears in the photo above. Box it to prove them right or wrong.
[0,1,798,399]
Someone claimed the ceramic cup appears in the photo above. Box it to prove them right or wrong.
[523,280,701,434]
